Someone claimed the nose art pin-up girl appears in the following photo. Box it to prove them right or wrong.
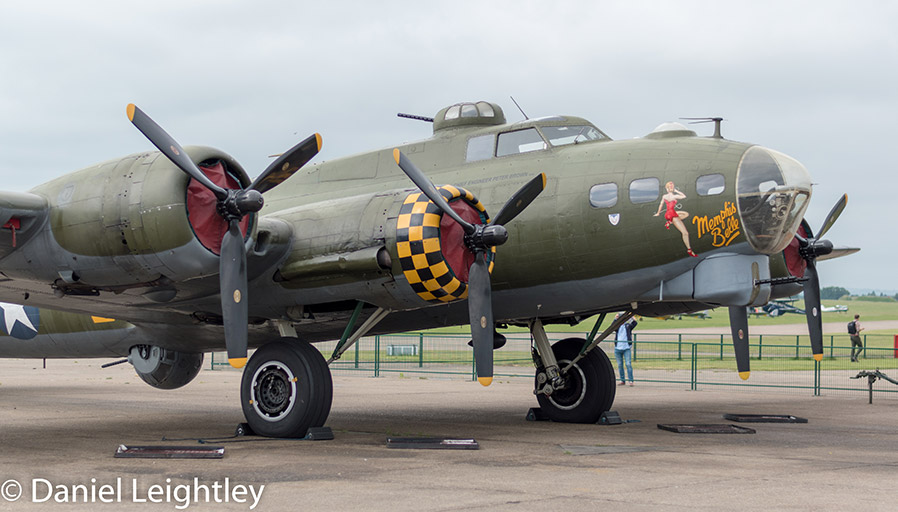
[654,181,696,257]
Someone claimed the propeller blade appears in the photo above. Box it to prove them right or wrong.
[466,331,507,350]
[251,133,322,194]
[219,219,249,368]
[728,306,751,380]
[393,149,475,234]
[816,193,848,239]
[467,250,494,386]
[127,104,227,200]
[490,173,546,227]
[817,246,860,261]
[802,261,824,361]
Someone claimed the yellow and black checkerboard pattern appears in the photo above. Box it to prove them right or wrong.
[396,186,495,303]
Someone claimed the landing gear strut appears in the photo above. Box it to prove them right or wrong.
[534,338,616,423]
[531,318,617,424]
[240,339,333,438]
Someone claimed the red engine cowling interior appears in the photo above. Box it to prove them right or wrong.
[186,161,250,255]
[783,223,808,278]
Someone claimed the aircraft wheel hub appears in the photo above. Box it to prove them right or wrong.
[250,361,297,421]
[546,359,586,411]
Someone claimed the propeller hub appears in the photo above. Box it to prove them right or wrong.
[799,238,833,261]
[219,189,264,220]
[236,189,264,213]
[465,224,508,250]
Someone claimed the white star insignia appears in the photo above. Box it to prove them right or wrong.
[0,302,37,335]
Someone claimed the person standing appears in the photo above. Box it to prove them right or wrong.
[849,314,865,362]
[614,314,638,386]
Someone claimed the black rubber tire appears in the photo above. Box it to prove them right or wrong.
[535,338,616,423]
[240,340,332,438]
[291,340,333,428]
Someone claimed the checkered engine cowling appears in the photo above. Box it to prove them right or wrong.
[396,186,496,303]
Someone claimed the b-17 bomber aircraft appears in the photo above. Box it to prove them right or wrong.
[0,101,859,437]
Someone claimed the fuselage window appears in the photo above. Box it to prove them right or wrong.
[589,183,618,208]
[541,125,605,147]
[496,128,547,157]
[466,134,495,162]
[629,177,659,204]
[696,173,725,196]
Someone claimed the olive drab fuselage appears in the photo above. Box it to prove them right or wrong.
[0,102,815,357]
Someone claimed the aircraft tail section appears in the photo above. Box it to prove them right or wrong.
[0,303,135,358]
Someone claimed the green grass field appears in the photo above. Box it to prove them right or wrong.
[214,299,897,382]
[418,299,898,336]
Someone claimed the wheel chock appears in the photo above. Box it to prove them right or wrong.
[598,411,622,425]
[526,407,550,421]
[235,423,334,440]
[302,427,334,441]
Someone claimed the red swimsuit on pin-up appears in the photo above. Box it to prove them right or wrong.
[663,198,677,227]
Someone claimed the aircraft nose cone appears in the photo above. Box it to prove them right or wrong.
[736,146,812,254]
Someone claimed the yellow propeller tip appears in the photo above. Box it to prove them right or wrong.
[392,148,401,164]
[315,133,322,151]
[813,353,823,362]
[540,172,547,189]
[126,103,136,121]
[738,371,751,381]
[228,357,247,369]
[477,377,493,387]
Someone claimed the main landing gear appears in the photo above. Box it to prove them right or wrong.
[530,315,629,423]
[240,339,333,438]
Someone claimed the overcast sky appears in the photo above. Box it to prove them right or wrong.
[1,1,895,292]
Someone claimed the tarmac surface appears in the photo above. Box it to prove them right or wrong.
[1,358,897,511]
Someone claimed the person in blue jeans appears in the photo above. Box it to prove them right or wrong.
[614,314,638,386]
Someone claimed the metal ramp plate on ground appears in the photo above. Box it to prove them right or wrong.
[723,413,808,423]
[657,424,756,434]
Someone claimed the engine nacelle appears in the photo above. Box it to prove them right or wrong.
[16,146,253,290]
[129,344,204,390]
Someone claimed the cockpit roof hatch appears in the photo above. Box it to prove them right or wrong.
[433,102,506,133]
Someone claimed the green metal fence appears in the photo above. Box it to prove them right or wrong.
[209,333,898,399]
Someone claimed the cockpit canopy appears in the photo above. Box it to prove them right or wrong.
[433,102,506,132]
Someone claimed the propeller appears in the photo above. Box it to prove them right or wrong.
[393,149,545,386]
[726,194,847,377]
[728,306,751,380]
[795,194,847,362]
[127,104,321,368]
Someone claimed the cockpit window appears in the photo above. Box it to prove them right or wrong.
[696,173,725,196]
[476,102,495,117]
[541,125,605,147]
[461,104,478,118]
[466,134,494,162]
[496,128,547,157]
[444,105,461,120]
